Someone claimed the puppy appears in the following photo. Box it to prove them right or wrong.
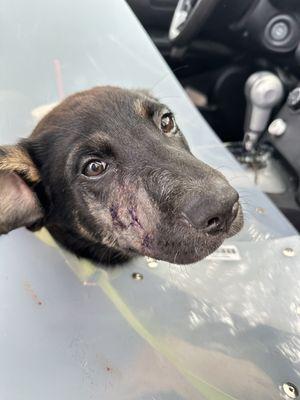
[0,86,243,265]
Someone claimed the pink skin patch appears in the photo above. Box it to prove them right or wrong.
[109,203,153,252]
[105,181,160,253]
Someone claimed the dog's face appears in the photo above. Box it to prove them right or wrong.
[0,86,243,265]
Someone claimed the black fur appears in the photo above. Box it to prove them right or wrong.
[1,86,243,265]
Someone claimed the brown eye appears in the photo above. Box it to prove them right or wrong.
[82,160,107,177]
[160,112,176,134]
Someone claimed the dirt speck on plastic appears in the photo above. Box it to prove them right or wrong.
[23,281,43,306]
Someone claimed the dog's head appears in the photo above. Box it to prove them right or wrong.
[0,86,243,265]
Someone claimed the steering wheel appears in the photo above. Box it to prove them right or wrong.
[169,0,222,46]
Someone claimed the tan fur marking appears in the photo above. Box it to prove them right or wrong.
[0,173,43,234]
[0,146,40,183]
[102,232,118,249]
[134,99,148,118]
[74,217,98,243]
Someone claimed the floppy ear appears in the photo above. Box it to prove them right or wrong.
[0,145,44,235]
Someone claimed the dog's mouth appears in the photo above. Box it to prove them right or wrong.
[148,203,243,264]
[111,202,243,265]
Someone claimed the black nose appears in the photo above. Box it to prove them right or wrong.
[182,181,239,234]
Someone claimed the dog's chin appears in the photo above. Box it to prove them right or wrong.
[121,204,244,265]
[143,233,226,265]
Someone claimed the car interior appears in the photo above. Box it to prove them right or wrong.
[126,0,300,231]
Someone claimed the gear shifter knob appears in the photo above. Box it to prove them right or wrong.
[244,71,284,151]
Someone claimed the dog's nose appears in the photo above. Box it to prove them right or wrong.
[182,181,239,234]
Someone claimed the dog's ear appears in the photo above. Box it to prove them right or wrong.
[0,145,44,235]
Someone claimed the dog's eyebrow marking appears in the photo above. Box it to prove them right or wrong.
[134,96,164,120]
[88,131,111,148]
[134,98,148,118]
[66,132,112,172]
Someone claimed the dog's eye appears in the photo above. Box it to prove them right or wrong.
[160,112,176,135]
[82,160,107,177]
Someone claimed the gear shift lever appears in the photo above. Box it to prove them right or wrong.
[243,71,284,151]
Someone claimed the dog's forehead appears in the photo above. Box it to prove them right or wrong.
[81,88,163,136]
[31,87,164,138]
[73,86,160,114]
[95,86,162,117]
